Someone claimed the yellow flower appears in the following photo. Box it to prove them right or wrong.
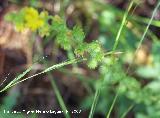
[25,18,44,31]
[23,7,39,21]
[23,7,44,31]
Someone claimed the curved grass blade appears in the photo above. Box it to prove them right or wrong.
[120,104,134,118]
[0,58,86,93]
[0,65,33,92]
[126,0,160,73]
[44,57,71,118]
[89,87,101,118]
[112,1,134,52]
[106,91,119,118]
[49,75,70,118]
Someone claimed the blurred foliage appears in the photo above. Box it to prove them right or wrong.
[77,0,160,117]
[0,88,36,117]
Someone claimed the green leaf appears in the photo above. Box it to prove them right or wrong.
[72,26,85,43]
[51,15,67,32]
[56,31,71,50]
[136,65,160,79]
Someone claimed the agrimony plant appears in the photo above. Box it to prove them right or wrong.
[5,7,104,69]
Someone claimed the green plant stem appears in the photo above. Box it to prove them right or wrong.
[88,1,134,118]
[126,0,160,73]
[120,104,134,118]
[117,1,160,117]
[40,39,70,118]
[106,91,119,118]
[0,50,119,93]
[48,73,70,118]
[67,48,77,68]
[0,58,86,92]
[132,15,160,27]
[135,1,160,55]
[112,1,134,52]
[89,87,101,118]
[0,65,33,92]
